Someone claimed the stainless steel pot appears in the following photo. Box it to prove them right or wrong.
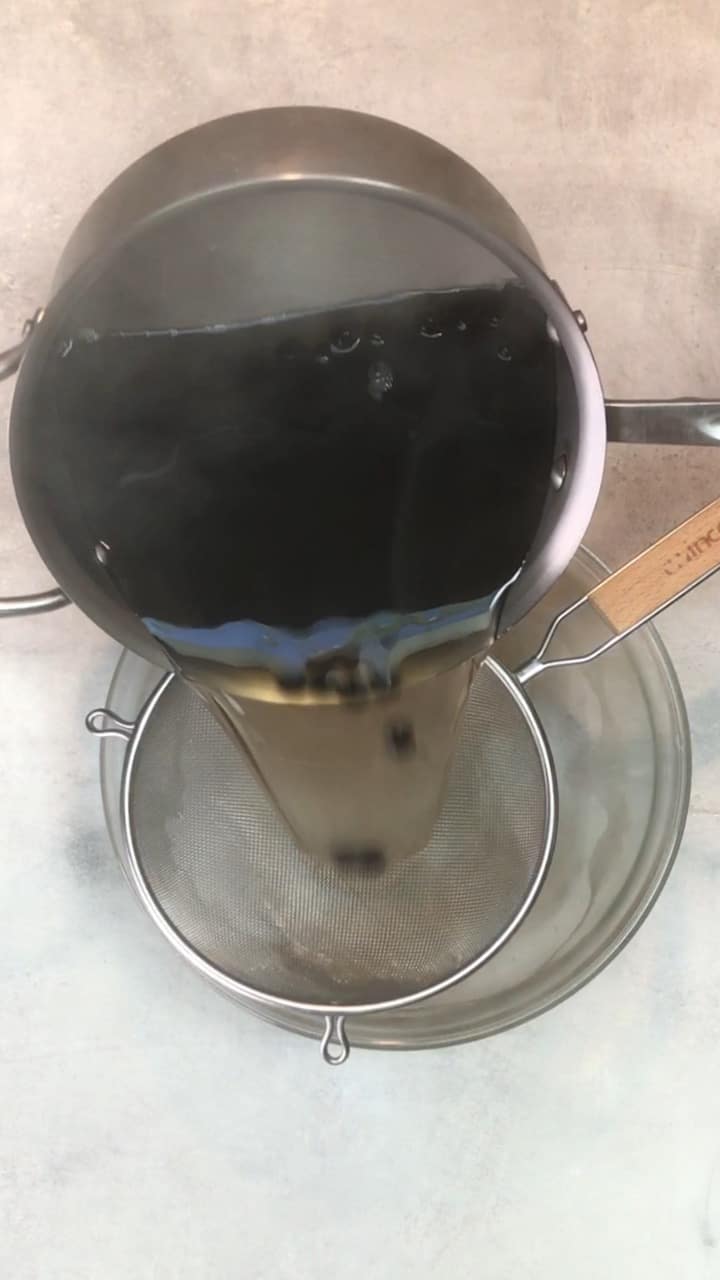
[4,109,718,635]
[2,107,717,869]
[6,107,608,657]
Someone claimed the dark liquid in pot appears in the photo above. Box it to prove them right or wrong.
[47,283,558,682]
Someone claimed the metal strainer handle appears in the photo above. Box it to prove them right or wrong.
[321,1015,350,1066]
[517,494,720,685]
[0,312,69,618]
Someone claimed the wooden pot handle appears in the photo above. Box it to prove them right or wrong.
[590,495,720,633]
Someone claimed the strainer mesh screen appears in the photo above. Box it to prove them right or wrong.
[129,666,549,1006]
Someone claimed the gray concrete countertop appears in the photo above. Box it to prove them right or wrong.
[2,4,720,1277]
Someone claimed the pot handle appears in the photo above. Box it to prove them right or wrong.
[1,311,69,617]
[605,399,720,446]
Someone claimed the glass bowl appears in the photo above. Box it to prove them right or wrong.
[97,547,691,1051]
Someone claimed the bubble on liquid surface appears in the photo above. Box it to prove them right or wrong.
[497,345,512,362]
[369,333,385,347]
[330,330,361,356]
[368,360,394,402]
[420,318,443,339]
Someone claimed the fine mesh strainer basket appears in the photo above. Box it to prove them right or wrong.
[88,658,555,1064]
[88,498,720,1062]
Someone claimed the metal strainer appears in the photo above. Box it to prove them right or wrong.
[88,658,554,1063]
[87,497,720,1062]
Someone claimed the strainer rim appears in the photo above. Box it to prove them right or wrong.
[117,657,557,1017]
